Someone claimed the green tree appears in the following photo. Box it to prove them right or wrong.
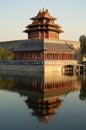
[4,50,12,60]
[0,47,12,60]
[0,47,5,59]
[79,35,86,57]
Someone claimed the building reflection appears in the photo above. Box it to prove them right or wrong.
[25,95,63,124]
[0,73,81,123]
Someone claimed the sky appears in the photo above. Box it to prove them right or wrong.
[0,0,86,41]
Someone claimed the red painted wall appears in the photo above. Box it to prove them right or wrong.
[28,31,59,39]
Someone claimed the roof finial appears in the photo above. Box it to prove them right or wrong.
[39,8,44,12]
[46,9,48,12]
[43,8,44,12]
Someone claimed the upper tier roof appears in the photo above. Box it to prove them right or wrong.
[30,9,57,20]
[23,9,64,35]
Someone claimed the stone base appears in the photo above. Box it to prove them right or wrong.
[0,60,83,75]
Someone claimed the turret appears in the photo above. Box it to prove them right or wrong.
[23,9,63,39]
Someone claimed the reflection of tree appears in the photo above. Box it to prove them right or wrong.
[0,77,13,89]
[79,79,86,100]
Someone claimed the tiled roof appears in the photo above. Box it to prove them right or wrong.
[0,40,22,50]
[0,39,43,51]
[0,39,74,52]
[12,39,43,51]
[44,42,74,52]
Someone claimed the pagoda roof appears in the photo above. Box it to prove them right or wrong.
[30,9,57,20]
[25,22,61,28]
[24,21,63,33]
[24,27,63,33]
[23,9,64,37]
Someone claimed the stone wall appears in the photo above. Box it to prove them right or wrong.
[0,64,44,74]
[0,60,78,74]
[44,60,78,74]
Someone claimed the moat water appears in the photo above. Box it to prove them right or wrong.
[0,72,86,130]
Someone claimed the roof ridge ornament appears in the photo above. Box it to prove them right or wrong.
[39,8,45,12]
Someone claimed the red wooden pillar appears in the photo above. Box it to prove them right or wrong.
[38,31,40,39]
[28,52,30,60]
[16,52,17,60]
[58,53,59,60]
[44,53,46,60]
[61,53,62,60]
[59,53,61,60]
[33,52,35,60]
[14,52,16,59]
[40,52,42,60]
[43,31,45,38]
[13,52,15,60]
[72,53,74,60]
[20,51,21,60]
[15,52,17,60]
[48,31,49,39]
[65,53,67,60]
[46,53,48,60]
[67,53,68,60]
[54,53,55,60]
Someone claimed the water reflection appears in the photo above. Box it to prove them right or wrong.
[0,72,82,124]
[79,75,86,100]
